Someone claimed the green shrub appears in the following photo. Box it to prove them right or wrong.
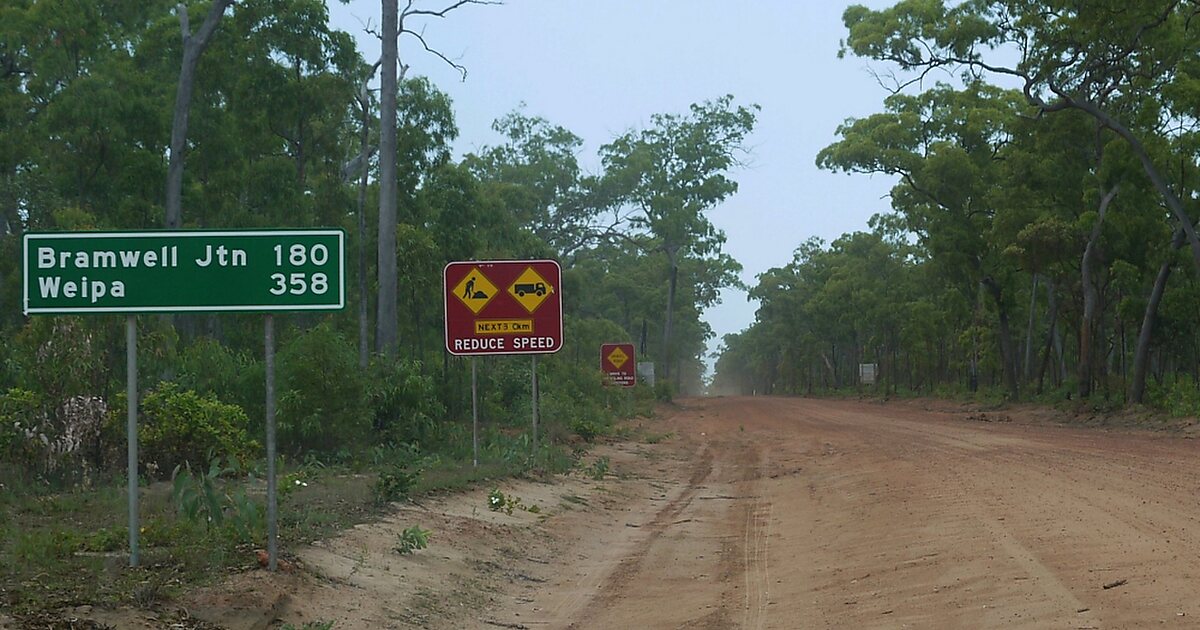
[140,382,258,475]
[571,418,602,443]
[177,338,263,419]
[1157,377,1200,417]
[654,380,673,402]
[395,525,431,555]
[278,324,367,454]
[367,359,445,448]
[372,465,419,505]
[0,388,41,459]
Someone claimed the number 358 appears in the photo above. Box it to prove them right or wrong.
[270,272,328,295]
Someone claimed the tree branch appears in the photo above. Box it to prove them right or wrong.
[403,0,501,19]
[400,28,467,80]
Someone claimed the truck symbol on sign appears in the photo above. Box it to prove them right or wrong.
[513,282,547,297]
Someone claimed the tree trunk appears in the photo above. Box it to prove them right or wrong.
[982,277,1020,399]
[166,0,234,229]
[1129,227,1185,404]
[1079,185,1119,399]
[661,250,679,383]
[1071,101,1200,275]
[1023,273,1040,381]
[1035,279,1060,395]
[357,89,371,370]
[376,0,400,357]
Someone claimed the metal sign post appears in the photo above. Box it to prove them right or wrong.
[531,355,539,457]
[471,358,479,468]
[126,316,138,567]
[265,314,278,571]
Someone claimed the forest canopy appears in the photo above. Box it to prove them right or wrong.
[714,0,1200,412]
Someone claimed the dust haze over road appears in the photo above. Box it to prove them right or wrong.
[489,397,1200,629]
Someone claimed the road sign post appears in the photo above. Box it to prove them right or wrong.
[23,229,345,570]
[444,260,562,466]
[601,343,637,387]
[126,316,138,567]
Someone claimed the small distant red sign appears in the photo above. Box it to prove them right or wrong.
[601,343,636,387]
[444,260,563,356]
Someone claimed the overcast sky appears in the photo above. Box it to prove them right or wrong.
[328,0,900,369]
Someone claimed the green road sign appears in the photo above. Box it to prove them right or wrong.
[23,230,345,314]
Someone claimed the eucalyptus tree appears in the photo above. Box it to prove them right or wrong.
[841,0,1200,276]
[819,83,1027,397]
[599,95,757,382]
[466,110,601,259]
[166,0,235,229]
[376,0,497,358]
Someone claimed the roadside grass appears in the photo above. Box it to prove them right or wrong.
[0,446,577,621]
[0,393,658,621]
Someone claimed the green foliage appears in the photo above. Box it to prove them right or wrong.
[9,318,112,407]
[177,338,263,419]
[394,525,431,555]
[367,359,445,448]
[171,456,234,529]
[139,382,257,475]
[372,465,419,505]
[278,323,367,455]
[0,388,40,460]
[171,455,264,543]
[1153,378,1200,418]
[487,488,527,515]
[585,456,610,480]
[571,419,603,443]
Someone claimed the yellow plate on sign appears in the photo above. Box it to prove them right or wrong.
[475,319,533,335]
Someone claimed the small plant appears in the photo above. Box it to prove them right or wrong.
[373,465,419,505]
[395,525,431,555]
[571,419,602,442]
[226,487,264,543]
[488,488,512,514]
[644,431,673,444]
[586,456,610,480]
[172,456,234,528]
[487,488,537,515]
[171,454,263,541]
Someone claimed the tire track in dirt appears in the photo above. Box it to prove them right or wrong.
[462,396,1200,628]
[562,441,717,629]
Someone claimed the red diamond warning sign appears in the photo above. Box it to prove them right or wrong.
[444,260,562,356]
[601,343,636,387]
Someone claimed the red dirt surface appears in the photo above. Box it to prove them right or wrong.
[181,396,1200,629]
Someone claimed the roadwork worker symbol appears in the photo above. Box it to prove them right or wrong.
[452,268,498,315]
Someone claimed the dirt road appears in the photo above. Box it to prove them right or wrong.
[188,396,1200,629]
[486,396,1200,629]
